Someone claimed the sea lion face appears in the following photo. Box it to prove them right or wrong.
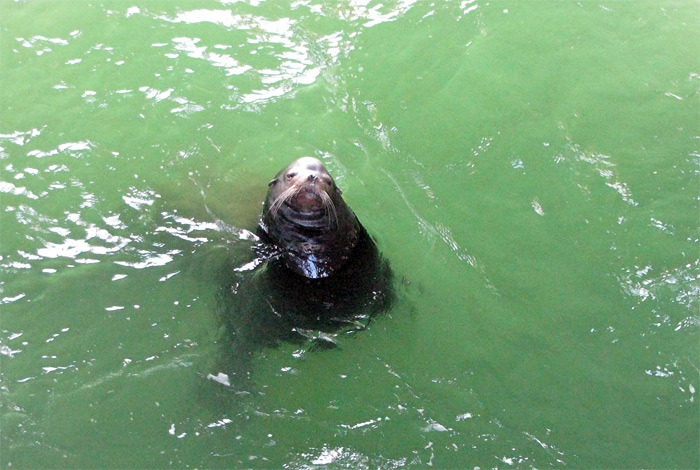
[264,157,338,226]
[259,157,361,278]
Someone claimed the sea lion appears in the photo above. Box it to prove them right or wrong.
[212,158,394,386]
[257,157,362,278]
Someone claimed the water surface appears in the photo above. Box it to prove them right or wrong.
[1,1,698,468]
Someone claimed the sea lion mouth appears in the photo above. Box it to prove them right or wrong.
[268,182,338,229]
[290,186,324,210]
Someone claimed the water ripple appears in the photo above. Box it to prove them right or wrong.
[15,32,77,56]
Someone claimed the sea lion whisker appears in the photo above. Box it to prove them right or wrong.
[268,184,298,219]
[320,195,330,228]
[267,193,284,218]
[321,191,338,228]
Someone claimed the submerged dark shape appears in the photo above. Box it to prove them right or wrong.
[216,157,393,383]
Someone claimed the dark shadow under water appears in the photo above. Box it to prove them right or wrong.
[213,225,394,389]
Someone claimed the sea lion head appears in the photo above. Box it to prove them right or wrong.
[264,157,339,227]
[259,157,361,278]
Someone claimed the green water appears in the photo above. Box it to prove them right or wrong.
[1,0,698,468]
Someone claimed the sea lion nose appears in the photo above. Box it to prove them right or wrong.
[307,174,316,181]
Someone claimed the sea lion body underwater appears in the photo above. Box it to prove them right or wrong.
[258,157,362,279]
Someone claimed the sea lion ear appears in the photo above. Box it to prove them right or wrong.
[268,179,277,187]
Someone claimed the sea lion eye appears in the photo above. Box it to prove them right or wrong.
[286,172,297,179]
[336,187,343,194]
[268,179,277,187]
